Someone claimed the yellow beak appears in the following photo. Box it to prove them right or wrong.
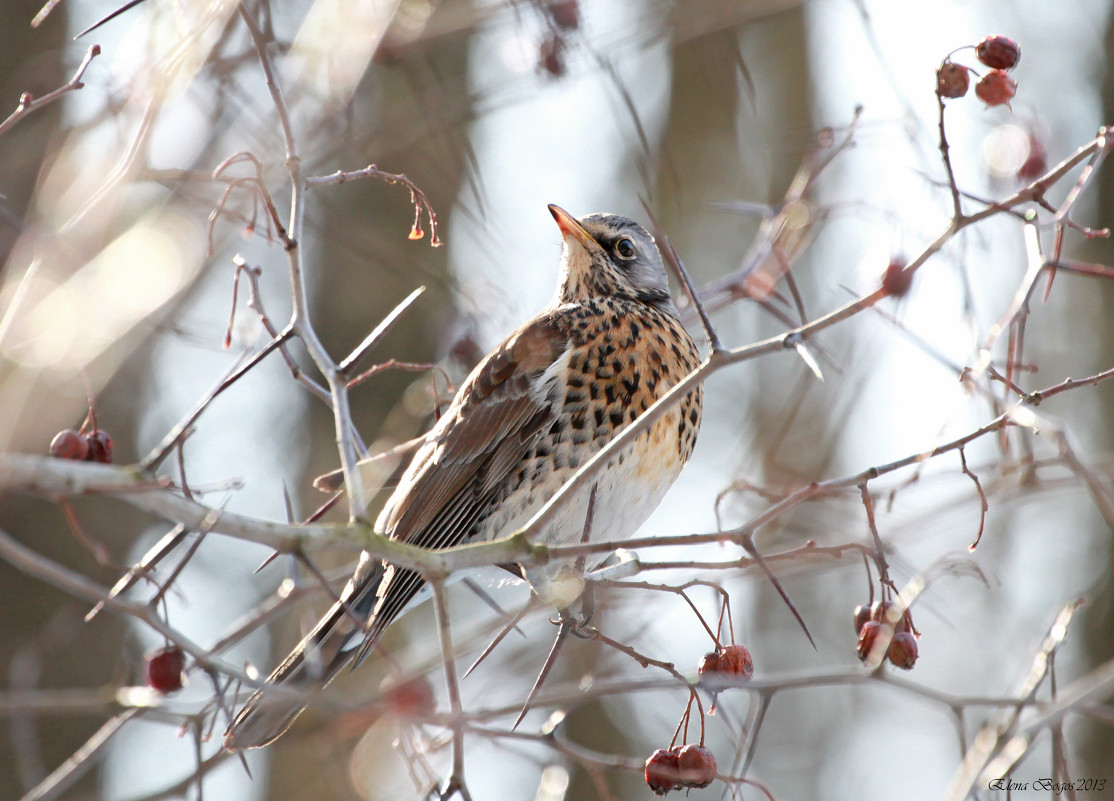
[548,204,595,250]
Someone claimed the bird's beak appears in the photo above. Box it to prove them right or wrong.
[548,204,595,250]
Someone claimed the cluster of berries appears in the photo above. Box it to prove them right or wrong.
[49,426,113,463]
[697,643,754,687]
[644,744,717,795]
[641,642,754,794]
[937,35,1021,108]
[854,600,918,669]
[538,0,579,77]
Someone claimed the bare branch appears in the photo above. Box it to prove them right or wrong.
[0,45,100,138]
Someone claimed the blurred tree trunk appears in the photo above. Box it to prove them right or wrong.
[1077,10,1114,777]
[0,4,105,798]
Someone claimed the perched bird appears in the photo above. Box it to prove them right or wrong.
[224,205,703,749]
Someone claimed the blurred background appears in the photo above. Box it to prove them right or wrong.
[0,0,1112,799]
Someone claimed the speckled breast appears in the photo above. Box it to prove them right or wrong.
[487,297,703,548]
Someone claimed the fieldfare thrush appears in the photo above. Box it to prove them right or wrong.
[224,204,703,749]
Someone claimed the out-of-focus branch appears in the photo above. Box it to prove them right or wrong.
[0,526,252,683]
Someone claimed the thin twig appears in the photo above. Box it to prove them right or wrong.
[0,46,101,138]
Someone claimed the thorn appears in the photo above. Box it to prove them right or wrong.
[463,599,534,679]
[742,535,816,649]
[254,551,282,574]
[282,482,296,523]
[512,617,572,730]
[235,748,253,779]
[461,577,526,636]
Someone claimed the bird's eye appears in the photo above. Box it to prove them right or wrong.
[614,238,636,259]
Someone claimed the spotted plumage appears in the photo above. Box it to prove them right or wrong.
[225,205,703,750]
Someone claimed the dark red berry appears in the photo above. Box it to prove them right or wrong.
[645,748,682,795]
[676,744,717,788]
[888,631,919,669]
[538,34,564,77]
[975,35,1021,71]
[853,604,871,635]
[872,600,914,633]
[975,70,1017,108]
[146,646,185,693]
[85,430,114,463]
[1017,135,1047,182]
[856,621,886,662]
[50,429,89,461]
[882,259,913,297]
[936,61,970,99]
[548,0,579,30]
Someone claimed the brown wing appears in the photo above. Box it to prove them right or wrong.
[377,310,568,547]
[224,312,571,750]
[351,311,569,653]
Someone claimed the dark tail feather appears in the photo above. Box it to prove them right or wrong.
[223,555,385,750]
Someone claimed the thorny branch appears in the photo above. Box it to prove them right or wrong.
[4,13,1114,793]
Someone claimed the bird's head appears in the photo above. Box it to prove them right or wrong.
[548,204,678,316]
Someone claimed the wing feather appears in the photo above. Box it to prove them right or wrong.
[377,313,567,547]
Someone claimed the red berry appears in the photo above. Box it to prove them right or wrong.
[882,259,913,297]
[699,644,753,689]
[380,675,434,718]
[856,621,887,662]
[888,631,919,669]
[975,35,1021,71]
[548,0,579,30]
[1017,135,1047,182]
[872,600,914,633]
[718,644,754,679]
[538,34,565,77]
[676,744,717,788]
[853,604,871,635]
[146,646,185,693]
[936,61,970,99]
[85,430,114,464]
[975,70,1017,109]
[50,429,89,461]
[645,748,681,795]
[698,650,720,676]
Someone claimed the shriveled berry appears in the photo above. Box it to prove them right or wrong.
[936,61,970,99]
[856,620,886,662]
[50,429,89,461]
[882,259,913,297]
[85,430,114,464]
[975,70,1017,108]
[146,646,185,693]
[888,631,919,669]
[645,747,681,795]
[853,604,871,635]
[676,744,717,788]
[975,35,1021,70]
[717,644,754,679]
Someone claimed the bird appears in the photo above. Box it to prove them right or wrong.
[224,204,704,750]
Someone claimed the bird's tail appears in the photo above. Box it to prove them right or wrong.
[223,555,385,750]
